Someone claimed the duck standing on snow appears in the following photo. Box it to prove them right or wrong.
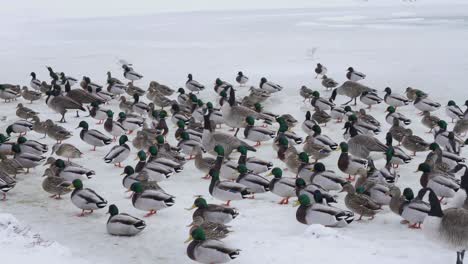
[414,91,441,113]
[0,170,16,200]
[104,135,131,167]
[385,106,411,126]
[259,77,283,93]
[337,142,368,181]
[41,168,71,199]
[106,204,146,236]
[321,75,339,91]
[421,111,441,133]
[104,110,127,140]
[70,179,107,217]
[186,73,205,93]
[314,63,327,78]
[16,136,48,155]
[88,102,110,124]
[209,169,251,207]
[360,91,383,109]
[51,143,82,161]
[401,129,430,156]
[346,67,366,81]
[130,182,175,217]
[311,91,335,111]
[122,64,143,83]
[29,72,42,90]
[243,116,275,146]
[446,100,464,123]
[11,144,45,173]
[236,71,249,86]
[389,188,430,229]
[268,167,296,205]
[76,121,111,151]
[383,87,410,109]
[417,163,459,202]
[21,86,42,103]
[342,183,380,220]
[235,164,270,198]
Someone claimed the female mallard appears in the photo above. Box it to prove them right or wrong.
[188,197,239,224]
[118,112,144,134]
[389,187,430,229]
[414,91,441,113]
[16,103,38,120]
[209,169,251,206]
[358,108,380,127]
[0,169,16,200]
[295,193,354,227]
[188,216,231,240]
[104,135,130,167]
[41,168,71,199]
[295,178,336,204]
[70,179,107,217]
[321,75,338,91]
[126,82,145,97]
[0,85,19,102]
[385,106,411,126]
[11,144,45,172]
[45,120,72,143]
[122,64,143,83]
[76,121,111,151]
[186,227,240,264]
[401,129,430,156]
[276,137,301,173]
[405,87,427,101]
[383,87,410,108]
[149,81,174,96]
[337,142,368,181]
[106,204,146,236]
[422,111,441,133]
[243,116,275,146]
[425,143,464,173]
[130,182,175,217]
[186,74,205,92]
[360,91,383,109]
[355,172,392,207]
[309,162,348,192]
[31,116,48,138]
[342,183,380,220]
[178,132,204,159]
[259,77,283,93]
[389,118,410,145]
[194,147,215,176]
[300,86,314,102]
[16,136,48,155]
[51,143,82,161]
[303,137,332,163]
[445,100,464,123]
[311,91,335,111]
[346,67,366,81]
[6,120,33,137]
[312,107,331,126]
[268,167,296,205]
[418,163,459,201]
[104,111,127,140]
[235,165,269,197]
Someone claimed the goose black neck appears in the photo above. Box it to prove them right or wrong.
[428,190,444,217]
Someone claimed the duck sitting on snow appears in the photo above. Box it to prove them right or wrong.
[106,204,146,236]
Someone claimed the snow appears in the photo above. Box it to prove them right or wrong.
[1,1,468,264]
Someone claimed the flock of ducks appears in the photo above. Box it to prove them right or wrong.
[1,62,468,263]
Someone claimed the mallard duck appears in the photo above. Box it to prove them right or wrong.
[418,163,459,201]
[237,146,272,174]
[51,159,93,182]
[122,64,143,83]
[0,153,24,177]
[321,75,338,91]
[421,111,441,132]
[242,87,271,107]
[175,120,202,142]
[454,119,468,136]
[154,110,169,137]
[301,111,319,135]
[188,216,231,241]
[388,118,409,145]
[358,108,380,127]
[31,116,48,138]
[104,135,130,167]
[120,166,145,190]
[434,122,465,155]
[45,120,72,143]
[186,74,205,92]
[355,171,392,206]
[308,125,338,151]
[126,82,145,97]
[106,204,146,236]
[329,106,348,123]
[312,107,331,126]
[346,115,381,138]
[21,87,41,103]
[295,178,336,204]
[87,102,110,124]
[103,110,127,140]
[268,167,296,205]
[303,137,332,162]
[176,88,190,105]
[116,112,142,134]
[76,121,111,151]
[187,197,238,224]
[300,86,314,102]
[147,146,184,173]
[447,165,468,210]
[405,87,427,101]
[401,129,430,156]
[51,143,82,161]
[130,182,175,217]
[11,144,45,172]
[0,85,19,102]
[148,81,174,96]
[0,169,16,200]
[342,183,380,220]
[314,63,327,78]
[235,165,269,197]
[426,143,465,173]
[209,169,251,206]
[259,77,283,93]
[276,137,301,173]
[41,168,71,199]
[275,121,303,146]
[131,94,149,116]
[45,89,85,123]
[330,81,376,106]
[243,116,275,146]
[29,72,42,90]
[385,134,412,167]
[59,72,78,87]
[346,67,366,81]
[135,150,173,182]
[186,227,240,264]
[337,142,368,181]
[445,100,464,123]
[311,91,335,111]
[294,193,354,227]
[16,136,48,155]
[422,188,468,264]
[106,71,123,85]
[6,120,33,137]
[309,163,348,192]
[389,188,430,229]
[106,80,127,96]
[178,132,204,159]
[385,106,411,126]
[383,87,410,108]
[359,91,382,109]
[414,91,441,113]
[70,179,107,216]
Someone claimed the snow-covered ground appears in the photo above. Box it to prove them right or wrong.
[2,1,468,263]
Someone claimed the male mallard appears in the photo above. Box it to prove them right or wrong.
[414,91,441,113]
[329,106,350,123]
[178,132,204,159]
[385,134,412,167]
[188,216,231,240]
[295,178,336,204]
[104,135,131,167]
[154,110,169,137]
[52,159,93,182]
[309,162,348,192]
[76,121,111,151]
[301,111,318,135]
[185,227,240,264]
[104,110,127,140]
[259,77,283,93]
[6,120,33,137]
[106,204,146,236]
[360,91,383,109]
[426,143,465,173]
[130,182,175,217]
[16,136,48,155]
[235,165,269,197]
[342,183,380,220]
[209,169,251,206]
[355,171,392,206]
[421,111,441,133]
[11,144,45,172]
[186,74,205,92]
[88,102,110,124]
[237,145,272,174]
[418,163,459,201]
[294,193,354,227]
[276,137,301,173]
[434,121,465,154]
[70,179,107,216]
[0,84,19,102]
[445,100,464,123]
[236,71,249,86]
[135,150,173,182]
[385,106,411,126]
[188,197,239,224]
[337,142,368,181]
[346,67,366,81]
[268,167,296,205]
[243,116,275,146]
[383,87,410,108]
[311,91,335,111]
[0,169,16,200]
[321,75,338,91]
[176,88,190,105]
[401,129,430,156]
[122,64,143,83]
[389,187,430,229]
[303,137,332,162]
[29,72,42,90]
[175,120,202,142]
[51,143,82,161]
[314,63,327,78]
[308,125,338,150]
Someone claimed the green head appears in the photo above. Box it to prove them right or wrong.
[386,106,396,113]
[246,116,255,126]
[219,91,227,98]
[254,103,262,111]
[312,91,320,98]
[271,167,283,178]
[276,116,286,124]
[237,164,248,174]
[91,101,100,107]
[312,125,321,134]
[151,110,159,119]
[437,120,447,130]
[209,169,220,180]
[137,150,147,161]
[72,179,83,189]
[348,114,358,122]
[237,145,247,155]
[385,147,394,162]
[403,188,414,200]
[11,144,21,154]
[148,146,158,156]
[106,110,114,118]
[118,135,128,145]
[295,178,307,188]
[108,204,119,216]
[5,126,13,136]
[339,142,348,153]
[415,91,424,97]
[417,163,431,173]
[55,159,66,168]
[191,227,206,241]
[78,121,89,130]
[123,166,135,175]
[156,135,165,144]
[214,145,224,156]
[17,137,27,144]
[429,143,440,151]
[190,94,198,102]
[180,132,190,141]
[344,106,352,112]
[177,120,185,128]
[447,100,456,106]
[194,197,208,208]
[130,182,143,193]
[197,100,204,107]
[298,194,311,206]
[278,123,288,133]
[0,133,9,143]
[118,112,126,119]
[298,152,309,163]
[356,186,366,194]
[465,139,468,145]
[313,162,325,172]
[278,136,289,146]
[159,110,167,119]
[206,102,213,109]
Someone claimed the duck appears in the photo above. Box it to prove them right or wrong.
[106,204,146,236]
[176,88,191,105]
[30,116,48,138]
[259,77,283,93]
[295,192,354,227]
[135,150,173,182]
[329,106,348,123]
[65,80,103,108]
[11,144,45,172]
[337,142,368,181]
[242,87,270,107]
[209,169,251,206]
[383,87,410,108]
[314,63,327,78]
[178,132,204,159]
[330,81,376,106]
[45,89,85,123]
[237,146,272,174]
[104,111,127,139]
[70,179,107,216]
[420,111,441,133]
[186,74,205,93]
[385,106,411,126]
[0,85,19,102]
[301,111,319,135]
[389,187,430,229]
[434,122,465,154]
[51,159,93,182]
[311,91,335,111]
[126,82,146,97]
[76,121,111,151]
[185,227,240,264]
[303,137,332,163]
[414,91,441,113]
[401,129,430,156]
[117,112,143,134]
[235,164,269,197]
[51,143,82,161]
[153,110,169,137]
[445,100,464,123]
[131,94,149,116]
[243,116,275,146]
[355,170,392,207]
[175,120,202,142]
[149,81,174,96]
[422,188,468,264]
[308,125,338,150]
[170,104,191,126]
[426,143,465,173]
[16,136,48,155]
[0,134,13,155]
[405,87,427,101]
[418,163,459,201]
[147,146,184,173]
[16,103,38,120]
[0,169,16,200]
[122,64,143,83]
[300,85,314,102]
[342,183,380,220]
[309,162,348,192]
[87,102,110,124]
[104,135,131,167]
[130,182,175,217]
[187,197,239,224]
[358,108,380,127]
[235,71,249,86]
[21,87,41,103]
[295,178,337,204]
[388,118,410,145]
[59,72,78,88]
[321,75,339,91]
[6,120,33,137]
[276,137,301,173]
[454,119,468,136]
[360,91,383,109]
[268,167,296,205]
[312,107,331,126]
[385,134,412,167]
[29,72,42,90]
[188,216,231,241]
[346,67,366,81]
[41,168,71,199]
[44,120,72,143]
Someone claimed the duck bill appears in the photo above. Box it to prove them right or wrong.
[184,204,196,211]
[292,200,300,207]
[67,185,75,190]
[184,236,193,243]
